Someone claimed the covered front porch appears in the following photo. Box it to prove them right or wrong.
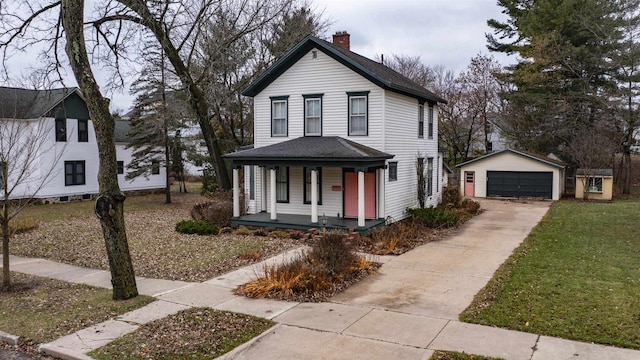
[224,137,394,230]
[231,212,386,233]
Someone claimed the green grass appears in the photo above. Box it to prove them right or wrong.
[460,200,640,349]
[16,184,202,223]
[429,351,504,360]
[89,308,273,359]
[0,273,153,343]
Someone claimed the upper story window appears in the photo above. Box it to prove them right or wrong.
[117,161,124,175]
[78,119,88,142]
[271,96,288,137]
[55,118,66,142]
[65,160,85,186]
[418,104,425,138]
[151,160,160,175]
[347,91,369,136]
[304,94,323,136]
[428,105,434,139]
[0,161,6,190]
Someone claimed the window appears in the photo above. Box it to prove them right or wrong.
[348,92,368,135]
[65,161,85,186]
[587,177,603,192]
[275,166,289,203]
[428,105,434,139]
[117,161,124,175]
[304,95,322,136]
[389,162,398,181]
[487,142,493,152]
[418,104,424,138]
[271,97,288,137]
[249,166,255,200]
[427,158,434,196]
[304,167,322,204]
[55,118,66,142]
[151,160,160,175]
[78,119,88,142]
[436,157,440,192]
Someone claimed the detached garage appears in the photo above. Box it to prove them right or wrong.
[456,149,565,200]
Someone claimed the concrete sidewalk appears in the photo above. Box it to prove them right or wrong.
[2,199,640,360]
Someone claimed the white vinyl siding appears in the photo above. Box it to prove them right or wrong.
[252,48,384,151]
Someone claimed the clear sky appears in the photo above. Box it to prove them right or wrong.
[2,0,513,112]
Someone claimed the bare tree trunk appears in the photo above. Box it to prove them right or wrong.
[622,134,632,195]
[62,0,138,300]
[2,216,9,288]
[160,56,171,204]
[117,0,231,190]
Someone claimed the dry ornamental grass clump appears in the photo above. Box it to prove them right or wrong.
[235,231,379,302]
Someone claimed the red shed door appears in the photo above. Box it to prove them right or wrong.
[344,172,376,219]
[464,171,475,197]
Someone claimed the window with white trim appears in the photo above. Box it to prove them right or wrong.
[389,162,398,181]
[271,97,288,137]
[348,92,368,135]
[587,177,603,192]
[304,96,322,136]
[78,119,88,142]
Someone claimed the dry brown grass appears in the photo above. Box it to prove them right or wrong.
[11,193,298,282]
[236,232,378,302]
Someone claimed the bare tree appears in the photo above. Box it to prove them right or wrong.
[0,115,63,288]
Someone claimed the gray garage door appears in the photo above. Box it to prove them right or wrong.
[487,171,553,199]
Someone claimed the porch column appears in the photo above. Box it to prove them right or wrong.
[261,167,267,212]
[358,169,365,227]
[311,168,318,223]
[232,167,240,217]
[270,167,277,220]
[377,167,385,219]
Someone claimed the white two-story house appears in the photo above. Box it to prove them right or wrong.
[0,86,165,202]
[225,32,447,231]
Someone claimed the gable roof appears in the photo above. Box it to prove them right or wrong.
[0,87,84,119]
[242,35,446,105]
[224,136,393,168]
[455,149,566,169]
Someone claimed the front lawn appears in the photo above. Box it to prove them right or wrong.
[460,200,640,349]
[11,192,298,282]
[89,308,273,360]
[0,273,153,344]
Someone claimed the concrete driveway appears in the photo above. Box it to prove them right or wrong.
[223,199,556,360]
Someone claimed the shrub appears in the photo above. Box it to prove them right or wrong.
[175,220,219,235]
[309,232,357,276]
[252,228,268,237]
[461,198,481,214]
[406,206,459,228]
[289,230,305,240]
[442,185,461,207]
[190,190,245,228]
[269,230,290,239]
[365,218,422,255]
[219,226,233,234]
[234,227,252,236]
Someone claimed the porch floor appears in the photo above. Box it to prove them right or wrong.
[231,212,386,234]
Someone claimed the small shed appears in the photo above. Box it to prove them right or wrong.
[575,169,613,200]
[456,149,566,200]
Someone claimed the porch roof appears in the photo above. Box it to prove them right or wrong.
[224,136,394,168]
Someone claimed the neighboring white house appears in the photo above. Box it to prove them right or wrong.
[0,86,165,202]
[225,32,447,231]
[456,149,566,201]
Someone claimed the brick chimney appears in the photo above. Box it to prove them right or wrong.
[332,31,350,51]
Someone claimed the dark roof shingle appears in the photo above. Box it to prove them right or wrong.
[0,87,82,119]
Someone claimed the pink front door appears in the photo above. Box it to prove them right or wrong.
[344,172,376,219]
[464,171,475,197]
